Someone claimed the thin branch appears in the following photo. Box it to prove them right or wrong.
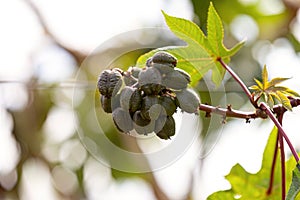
[198,97,300,121]
[23,0,87,64]
[199,104,257,121]
[217,58,258,108]
[260,102,299,163]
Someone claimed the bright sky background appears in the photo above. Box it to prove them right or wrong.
[1,0,300,200]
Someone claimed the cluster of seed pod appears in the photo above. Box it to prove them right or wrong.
[97,51,200,140]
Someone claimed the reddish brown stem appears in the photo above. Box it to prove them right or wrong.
[278,114,286,200]
[199,98,300,122]
[199,104,257,120]
[217,58,258,108]
[266,132,279,195]
[260,102,299,163]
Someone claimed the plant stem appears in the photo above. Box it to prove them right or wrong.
[199,104,257,120]
[279,142,286,200]
[266,132,279,195]
[278,114,286,200]
[260,102,299,162]
[198,98,300,121]
[217,58,258,108]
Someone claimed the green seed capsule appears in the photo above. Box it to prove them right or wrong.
[120,86,135,111]
[140,84,153,96]
[141,96,160,120]
[133,111,155,135]
[133,111,150,126]
[159,95,177,116]
[175,68,191,83]
[155,116,175,140]
[154,115,167,133]
[111,94,121,111]
[129,89,142,113]
[119,87,142,114]
[146,57,153,67]
[141,84,165,96]
[112,107,133,133]
[100,94,120,113]
[149,104,163,120]
[124,67,142,86]
[162,70,189,90]
[100,95,112,113]
[97,69,123,97]
[123,75,137,86]
[175,88,200,114]
[152,63,174,77]
[130,67,142,79]
[138,67,164,95]
[151,51,177,67]
[138,67,162,86]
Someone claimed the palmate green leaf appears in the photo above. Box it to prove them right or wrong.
[286,164,300,200]
[137,3,244,86]
[208,126,300,200]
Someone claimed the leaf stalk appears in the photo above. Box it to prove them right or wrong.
[260,102,299,163]
[217,58,258,108]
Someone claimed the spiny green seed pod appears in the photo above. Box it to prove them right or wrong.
[141,96,160,120]
[159,95,177,116]
[162,70,189,90]
[100,95,112,113]
[175,88,200,114]
[175,68,191,83]
[155,116,175,140]
[97,69,123,97]
[133,111,155,135]
[112,107,133,133]
[151,51,177,67]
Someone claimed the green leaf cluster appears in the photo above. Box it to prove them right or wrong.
[249,65,299,110]
[137,3,244,86]
[208,127,300,199]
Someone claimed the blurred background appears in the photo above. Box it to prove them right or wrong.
[1,0,300,199]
